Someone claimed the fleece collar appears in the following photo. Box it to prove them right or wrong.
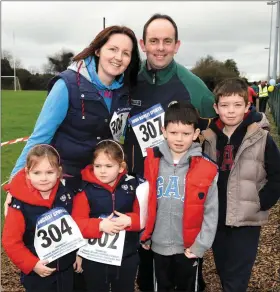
[81,164,127,193]
[4,169,60,208]
[140,59,177,85]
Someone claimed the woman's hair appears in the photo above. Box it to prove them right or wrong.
[26,144,61,171]
[93,140,125,165]
[73,25,141,88]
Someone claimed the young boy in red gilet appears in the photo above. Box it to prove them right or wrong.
[141,101,219,292]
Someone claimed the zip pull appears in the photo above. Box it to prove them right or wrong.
[112,193,115,211]
[174,164,177,175]
[152,73,156,84]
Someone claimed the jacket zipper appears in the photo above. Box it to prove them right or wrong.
[112,192,115,212]
[152,72,156,84]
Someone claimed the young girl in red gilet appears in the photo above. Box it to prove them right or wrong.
[73,140,148,292]
[2,145,83,292]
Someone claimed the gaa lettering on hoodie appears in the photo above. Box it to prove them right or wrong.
[157,176,180,200]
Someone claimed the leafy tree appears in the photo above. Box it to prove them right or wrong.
[47,50,74,73]
[16,68,32,90]
[1,58,13,76]
[224,59,240,76]
[191,55,240,91]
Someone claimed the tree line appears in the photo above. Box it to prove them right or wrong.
[1,50,74,90]
[1,49,243,91]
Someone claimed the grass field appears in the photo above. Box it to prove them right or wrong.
[1,90,47,220]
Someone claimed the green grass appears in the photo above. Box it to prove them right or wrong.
[1,90,47,220]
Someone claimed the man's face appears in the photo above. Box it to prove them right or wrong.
[140,19,181,70]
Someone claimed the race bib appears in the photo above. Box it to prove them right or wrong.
[110,107,131,144]
[129,104,165,156]
[34,207,86,263]
[78,230,126,266]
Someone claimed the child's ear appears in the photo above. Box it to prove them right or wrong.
[245,102,250,113]
[213,103,219,115]
[193,128,201,141]
[119,162,127,173]
[161,127,167,139]
[58,166,63,178]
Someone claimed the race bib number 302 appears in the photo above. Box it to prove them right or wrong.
[78,230,126,266]
[129,103,165,157]
[34,207,86,263]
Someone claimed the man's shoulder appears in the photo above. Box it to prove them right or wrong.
[175,61,209,90]
[175,62,199,80]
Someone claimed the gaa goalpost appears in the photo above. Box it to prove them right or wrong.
[1,76,21,91]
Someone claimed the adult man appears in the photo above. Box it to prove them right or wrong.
[124,14,216,291]
[258,80,269,113]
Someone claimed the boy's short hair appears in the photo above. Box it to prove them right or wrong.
[164,101,199,129]
[213,78,249,105]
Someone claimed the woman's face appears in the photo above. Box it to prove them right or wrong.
[96,33,133,85]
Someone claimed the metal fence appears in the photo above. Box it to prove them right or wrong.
[268,85,280,134]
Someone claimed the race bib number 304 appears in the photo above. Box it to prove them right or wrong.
[34,207,86,263]
[78,230,126,266]
[129,103,165,157]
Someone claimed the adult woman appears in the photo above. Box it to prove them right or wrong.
[4,25,141,213]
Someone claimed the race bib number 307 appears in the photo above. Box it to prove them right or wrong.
[129,104,165,156]
[34,207,85,263]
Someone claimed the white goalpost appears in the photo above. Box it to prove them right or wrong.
[1,31,20,91]
[1,76,21,91]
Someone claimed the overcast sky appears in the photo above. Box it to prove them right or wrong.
[2,1,279,81]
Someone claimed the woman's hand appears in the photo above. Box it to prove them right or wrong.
[99,213,124,235]
[73,255,83,273]
[4,192,12,217]
[111,210,131,229]
[33,260,56,277]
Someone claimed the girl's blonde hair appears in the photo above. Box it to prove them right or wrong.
[26,144,61,172]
